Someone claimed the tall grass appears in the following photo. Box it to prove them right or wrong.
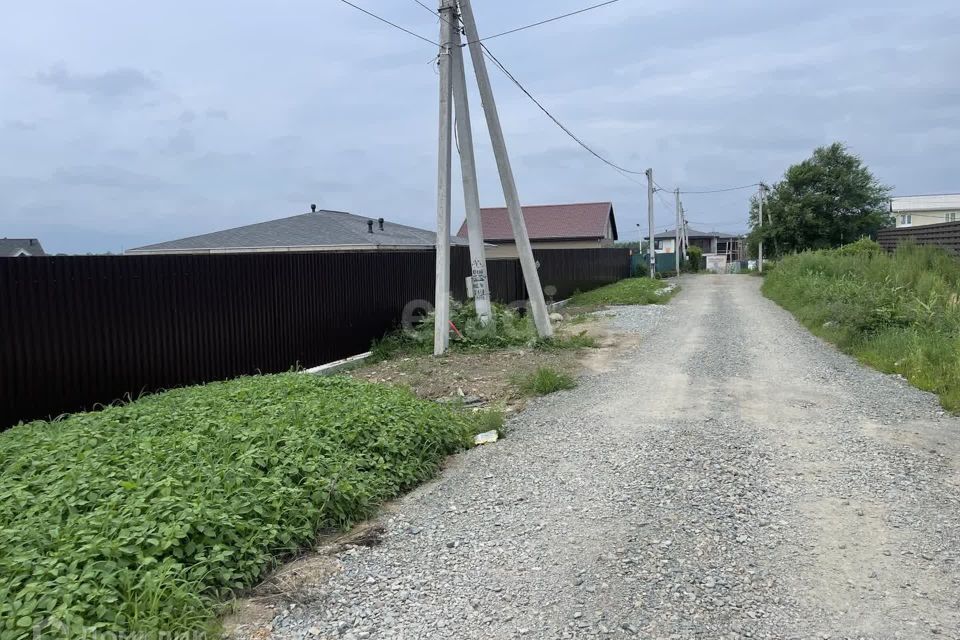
[763,239,960,411]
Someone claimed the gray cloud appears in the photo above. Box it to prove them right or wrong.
[52,165,171,190]
[2,0,958,253]
[36,64,154,99]
[163,128,195,155]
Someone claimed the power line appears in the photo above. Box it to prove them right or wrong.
[468,0,623,44]
[687,220,747,227]
[411,0,623,45]
[679,183,759,194]
[337,0,438,46]
[341,0,762,196]
[655,189,673,213]
[410,0,647,186]
[412,0,446,22]
[479,44,648,183]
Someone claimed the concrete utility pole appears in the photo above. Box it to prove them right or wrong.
[459,0,553,338]
[450,22,492,325]
[433,0,457,355]
[645,168,655,278]
[674,187,681,275]
[757,183,766,274]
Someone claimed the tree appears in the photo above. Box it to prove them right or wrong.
[747,143,892,257]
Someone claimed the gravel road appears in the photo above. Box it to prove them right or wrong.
[264,275,960,640]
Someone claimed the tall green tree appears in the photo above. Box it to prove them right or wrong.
[748,143,892,257]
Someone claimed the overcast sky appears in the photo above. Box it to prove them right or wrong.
[2,0,958,254]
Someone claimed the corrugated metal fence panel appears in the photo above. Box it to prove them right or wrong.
[534,248,632,300]
[1,247,631,428]
[877,223,960,254]
[0,251,438,427]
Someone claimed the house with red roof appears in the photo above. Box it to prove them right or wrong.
[456,202,618,259]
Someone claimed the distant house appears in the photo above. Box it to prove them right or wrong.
[0,238,45,257]
[891,194,960,228]
[126,208,467,255]
[457,202,618,259]
[648,228,744,262]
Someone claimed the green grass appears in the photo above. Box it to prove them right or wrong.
[763,239,960,412]
[512,367,577,396]
[570,277,675,306]
[536,331,598,350]
[0,374,480,638]
[472,407,505,434]
[371,300,597,362]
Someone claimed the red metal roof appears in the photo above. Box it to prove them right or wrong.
[456,202,616,242]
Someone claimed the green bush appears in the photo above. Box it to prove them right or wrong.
[570,277,673,306]
[0,374,477,638]
[686,246,704,272]
[833,237,884,257]
[763,242,960,411]
[513,367,576,395]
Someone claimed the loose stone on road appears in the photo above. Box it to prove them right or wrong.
[257,275,960,640]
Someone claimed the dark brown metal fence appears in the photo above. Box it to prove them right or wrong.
[1,247,629,427]
[877,222,960,254]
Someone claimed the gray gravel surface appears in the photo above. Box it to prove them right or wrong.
[259,275,960,640]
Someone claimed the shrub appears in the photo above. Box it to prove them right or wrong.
[512,367,576,395]
[686,246,703,272]
[0,374,477,637]
[763,242,960,412]
[834,237,884,257]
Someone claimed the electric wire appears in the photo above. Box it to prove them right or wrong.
[341,0,764,196]
[480,44,648,183]
[679,183,760,194]
[410,0,647,185]
[336,0,438,46]
[466,0,623,44]
[411,0,623,45]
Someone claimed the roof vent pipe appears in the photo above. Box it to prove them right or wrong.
[378,218,384,231]
[367,220,374,233]
[310,204,317,213]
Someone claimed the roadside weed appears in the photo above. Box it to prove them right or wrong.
[513,367,577,396]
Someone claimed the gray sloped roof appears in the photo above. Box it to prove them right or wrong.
[0,238,45,257]
[651,227,740,240]
[127,210,468,254]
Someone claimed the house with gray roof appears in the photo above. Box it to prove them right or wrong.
[645,227,744,263]
[126,207,467,255]
[1,238,45,257]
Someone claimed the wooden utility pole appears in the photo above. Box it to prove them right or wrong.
[433,0,457,355]
[674,187,681,275]
[645,168,655,277]
[450,22,492,325]
[459,0,553,338]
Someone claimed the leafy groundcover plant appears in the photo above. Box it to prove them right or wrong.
[0,374,477,638]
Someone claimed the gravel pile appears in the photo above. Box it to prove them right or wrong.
[248,276,960,640]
